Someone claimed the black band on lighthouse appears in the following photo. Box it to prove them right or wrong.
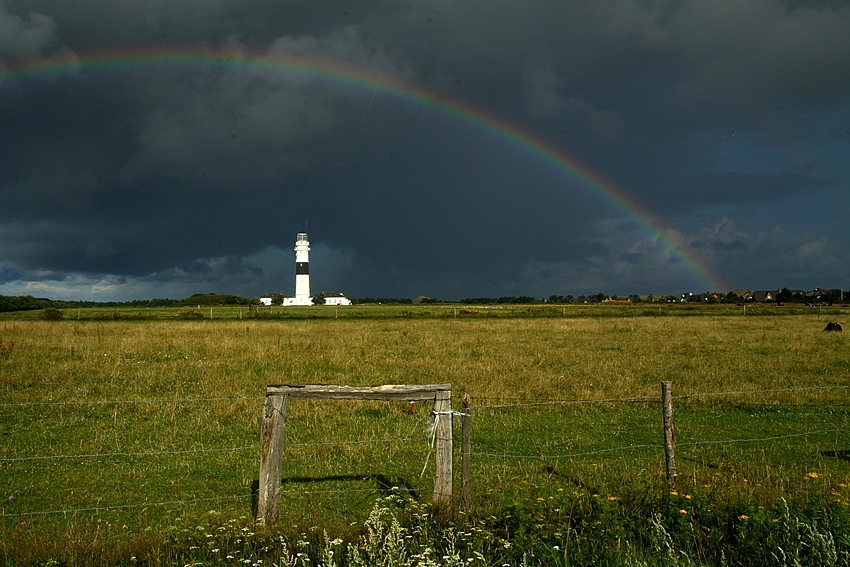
[296,262,309,275]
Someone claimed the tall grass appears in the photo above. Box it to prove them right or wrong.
[1,310,848,564]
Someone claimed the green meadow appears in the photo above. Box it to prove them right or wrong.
[1,304,849,565]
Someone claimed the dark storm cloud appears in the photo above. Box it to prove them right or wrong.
[0,0,848,300]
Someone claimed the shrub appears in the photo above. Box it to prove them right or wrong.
[178,307,204,319]
[42,307,64,320]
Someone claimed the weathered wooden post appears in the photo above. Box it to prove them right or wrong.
[257,393,288,526]
[661,381,677,486]
[461,394,472,512]
[433,388,453,511]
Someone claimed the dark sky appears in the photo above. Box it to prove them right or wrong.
[1,1,848,301]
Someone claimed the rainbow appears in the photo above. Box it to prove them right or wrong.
[2,46,725,291]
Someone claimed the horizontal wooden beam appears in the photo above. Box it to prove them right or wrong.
[266,383,451,401]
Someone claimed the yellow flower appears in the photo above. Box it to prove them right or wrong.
[739,515,750,521]
[607,496,618,501]
[684,495,692,500]
[670,491,678,496]
[679,509,688,515]
[807,472,820,479]
[537,497,545,502]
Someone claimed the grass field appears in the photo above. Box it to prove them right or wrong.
[1,304,849,565]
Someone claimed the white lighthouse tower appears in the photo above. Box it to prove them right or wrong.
[293,231,313,305]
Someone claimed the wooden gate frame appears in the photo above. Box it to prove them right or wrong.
[256,383,453,525]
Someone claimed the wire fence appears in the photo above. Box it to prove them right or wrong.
[2,384,848,521]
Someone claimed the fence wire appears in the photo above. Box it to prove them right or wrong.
[470,384,850,410]
[676,428,850,447]
[473,395,657,410]
[0,396,263,408]
[3,384,849,521]
[472,443,663,461]
[1,437,429,463]
[1,445,259,463]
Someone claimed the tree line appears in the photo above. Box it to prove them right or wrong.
[1,288,845,313]
[0,293,252,313]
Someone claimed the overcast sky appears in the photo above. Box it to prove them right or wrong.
[1,1,848,301]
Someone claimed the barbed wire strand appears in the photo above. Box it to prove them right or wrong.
[474,395,658,410]
[470,385,850,410]
[471,428,848,461]
[0,397,262,408]
[2,384,846,410]
[471,383,850,402]
[1,446,258,463]
[472,443,662,460]
[677,428,849,447]
[1,437,429,463]
[284,436,427,448]
[3,387,847,519]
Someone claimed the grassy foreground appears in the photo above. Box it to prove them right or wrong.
[1,305,849,565]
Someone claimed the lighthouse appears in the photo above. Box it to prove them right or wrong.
[260,230,351,307]
[293,231,313,305]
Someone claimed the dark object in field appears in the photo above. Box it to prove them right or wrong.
[824,322,843,332]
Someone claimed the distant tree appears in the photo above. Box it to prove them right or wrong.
[312,292,326,305]
[0,295,45,312]
[461,297,496,304]
[177,293,250,306]
[822,289,842,304]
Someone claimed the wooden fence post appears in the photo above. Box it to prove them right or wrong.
[433,388,453,511]
[661,381,677,486]
[461,394,472,512]
[257,393,288,526]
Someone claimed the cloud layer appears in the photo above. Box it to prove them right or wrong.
[0,0,848,300]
